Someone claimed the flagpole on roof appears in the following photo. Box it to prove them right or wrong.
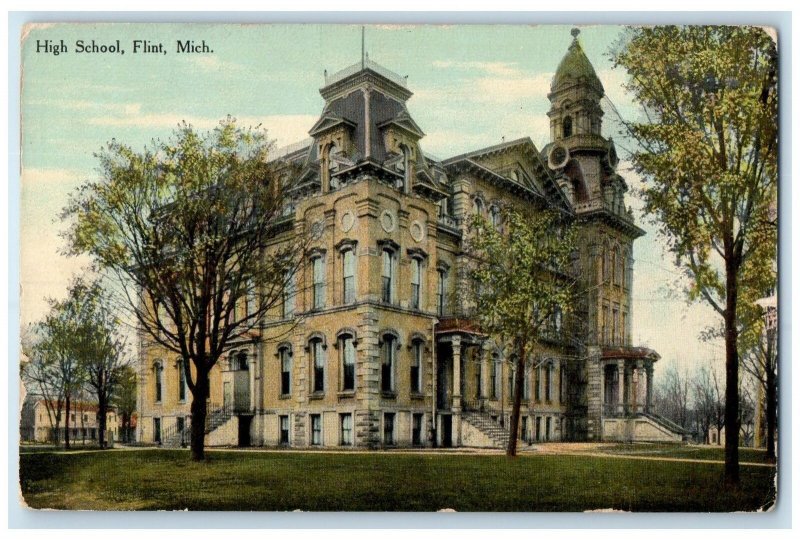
[361,26,365,69]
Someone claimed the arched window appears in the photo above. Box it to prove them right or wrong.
[153,361,163,403]
[177,359,188,402]
[338,332,356,392]
[563,115,573,138]
[545,362,554,402]
[381,248,396,304]
[611,247,618,285]
[282,269,296,318]
[235,351,249,371]
[380,333,398,393]
[342,248,356,304]
[535,365,541,402]
[310,338,325,394]
[410,339,424,394]
[489,206,501,230]
[410,257,422,310]
[278,345,292,396]
[312,254,326,310]
[437,268,448,316]
[245,278,257,318]
[472,197,484,216]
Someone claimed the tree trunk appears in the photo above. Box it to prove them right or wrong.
[506,343,526,457]
[97,396,108,449]
[64,395,71,450]
[723,259,740,486]
[190,369,210,461]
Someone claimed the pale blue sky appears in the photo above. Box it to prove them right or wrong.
[20,23,722,375]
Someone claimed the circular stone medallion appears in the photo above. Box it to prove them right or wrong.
[410,221,425,243]
[380,210,396,233]
[340,211,356,233]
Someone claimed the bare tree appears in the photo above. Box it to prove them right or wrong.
[654,364,691,430]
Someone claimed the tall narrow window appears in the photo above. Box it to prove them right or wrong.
[559,363,567,404]
[154,361,163,403]
[437,269,447,316]
[410,258,421,309]
[279,415,290,445]
[602,305,610,345]
[311,339,325,393]
[279,347,292,396]
[611,248,618,286]
[490,206,501,229]
[341,334,356,391]
[342,249,355,304]
[563,115,573,137]
[508,365,515,399]
[492,356,501,399]
[245,278,257,318]
[612,308,619,345]
[382,249,395,304]
[311,414,322,446]
[383,413,395,445]
[312,256,325,309]
[153,418,161,444]
[472,197,483,215]
[523,366,530,400]
[476,358,482,398]
[411,340,423,394]
[177,359,187,402]
[283,270,296,318]
[412,413,423,446]
[545,362,553,402]
[340,413,353,446]
[381,334,396,393]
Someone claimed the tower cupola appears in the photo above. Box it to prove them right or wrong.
[547,28,606,148]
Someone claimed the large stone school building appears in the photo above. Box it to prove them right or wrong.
[136,31,685,449]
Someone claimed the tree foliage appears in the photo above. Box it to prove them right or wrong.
[464,205,577,456]
[63,118,304,460]
[612,25,777,485]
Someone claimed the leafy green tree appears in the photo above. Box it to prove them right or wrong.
[69,279,129,448]
[63,118,303,460]
[612,26,777,484]
[112,365,138,443]
[464,206,577,456]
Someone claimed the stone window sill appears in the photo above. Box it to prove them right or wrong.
[309,392,325,401]
[338,390,356,399]
[279,393,292,400]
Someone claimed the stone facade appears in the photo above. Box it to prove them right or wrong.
[137,32,681,449]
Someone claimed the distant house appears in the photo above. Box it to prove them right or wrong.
[20,396,120,444]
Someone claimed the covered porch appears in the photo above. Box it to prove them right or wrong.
[600,346,658,418]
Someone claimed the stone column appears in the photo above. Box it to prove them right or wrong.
[585,346,603,440]
[451,336,462,446]
[630,363,639,415]
[645,362,654,413]
[617,361,625,416]
[480,346,489,405]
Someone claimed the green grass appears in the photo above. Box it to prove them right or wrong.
[19,449,776,512]
[599,443,775,463]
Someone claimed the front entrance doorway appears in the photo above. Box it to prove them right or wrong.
[238,415,252,447]
[441,415,452,448]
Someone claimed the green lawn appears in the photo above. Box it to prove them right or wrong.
[598,443,775,463]
[19,449,776,512]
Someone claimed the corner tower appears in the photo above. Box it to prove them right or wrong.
[546,29,661,443]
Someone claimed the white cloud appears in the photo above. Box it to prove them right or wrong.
[432,60,521,77]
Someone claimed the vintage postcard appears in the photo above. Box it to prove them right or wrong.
[17,22,778,513]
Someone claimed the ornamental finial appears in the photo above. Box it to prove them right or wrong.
[571,27,580,39]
